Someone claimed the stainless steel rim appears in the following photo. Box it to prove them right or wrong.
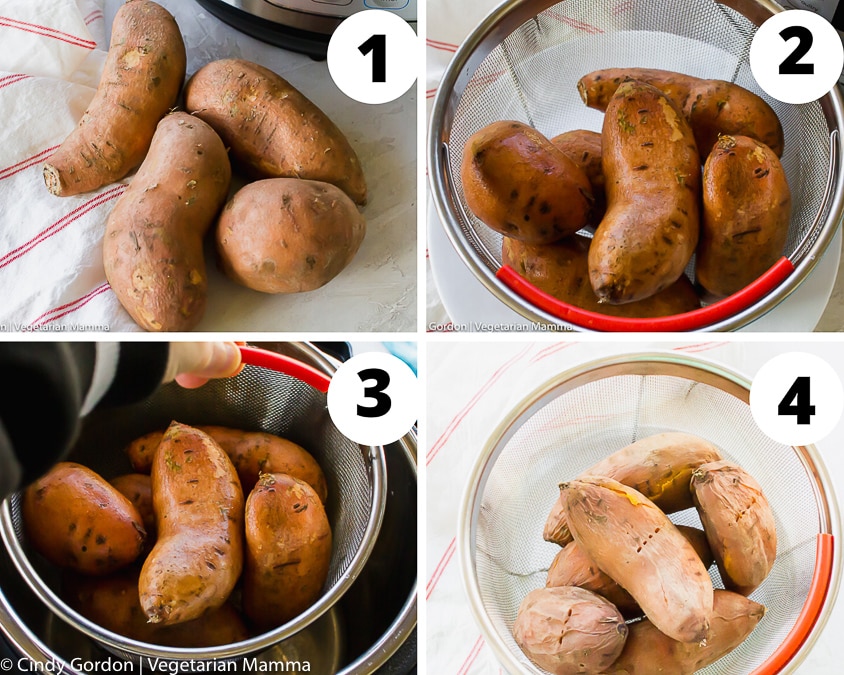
[0,342,388,662]
[428,0,844,332]
[457,352,842,674]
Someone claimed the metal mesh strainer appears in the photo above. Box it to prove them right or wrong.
[429,0,844,331]
[0,343,386,663]
[458,353,840,674]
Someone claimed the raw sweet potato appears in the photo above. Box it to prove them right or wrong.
[546,525,713,618]
[243,473,332,629]
[216,178,366,294]
[43,0,186,197]
[697,135,791,298]
[110,473,155,540]
[184,58,366,205]
[139,422,244,625]
[544,432,722,546]
[64,569,249,647]
[577,68,784,157]
[513,586,628,675]
[603,590,765,675]
[461,121,593,244]
[103,112,231,331]
[502,236,700,318]
[588,80,700,304]
[691,460,777,594]
[22,462,145,575]
[562,476,713,644]
[125,426,328,500]
[550,129,605,221]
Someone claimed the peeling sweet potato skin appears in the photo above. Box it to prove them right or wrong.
[22,462,146,575]
[103,112,231,332]
[562,476,713,644]
[43,0,186,197]
[513,586,628,675]
[184,58,366,205]
[461,121,593,244]
[602,590,765,675]
[697,135,791,298]
[139,422,244,625]
[543,432,721,546]
[589,80,700,304]
[691,460,777,594]
[577,68,784,157]
[243,473,332,630]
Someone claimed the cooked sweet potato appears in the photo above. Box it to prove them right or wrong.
[513,586,628,675]
[562,476,713,644]
[184,58,366,204]
[461,120,593,244]
[544,432,722,546]
[546,525,713,618]
[22,462,145,575]
[502,236,700,318]
[64,569,249,647]
[691,460,777,594]
[110,473,155,540]
[550,129,605,221]
[697,135,791,298]
[103,112,231,331]
[216,178,366,294]
[125,426,327,500]
[43,0,186,197]
[577,67,784,157]
[243,473,332,629]
[588,80,700,304]
[603,590,765,675]
[139,422,244,625]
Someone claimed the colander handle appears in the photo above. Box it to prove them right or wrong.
[750,533,834,675]
[496,257,795,331]
[238,346,331,393]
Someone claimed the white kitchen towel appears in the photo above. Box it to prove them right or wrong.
[0,0,137,331]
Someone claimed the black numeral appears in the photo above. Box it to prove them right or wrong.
[357,368,391,418]
[779,25,814,75]
[359,34,387,83]
[778,376,816,425]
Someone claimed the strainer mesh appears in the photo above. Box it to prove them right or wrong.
[445,0,832,281]
[5,361,377,658]
[473,373,820,674]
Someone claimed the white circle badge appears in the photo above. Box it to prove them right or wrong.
[327,10,419,104]
[749,9,843,104]
[327,351,418,446]
[750,352,844,446]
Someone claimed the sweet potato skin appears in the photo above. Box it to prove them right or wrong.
[502,236,700,318]
[578,68,784,157]
[550,130,605,221]
[184,58,366,205]
[697,135,791,298]
[602,590,765,675]
[125,426,328,501]
[22,463,146,575]
[546,525,713,618]
[43,0,186,197]
[110,473,155,541]
[64,569,249,647]
[139,422,244,625]
[216,178,365,294]
[562,476,713,644]
[691,460,777,594]
[543,432,722,546]
[513,586,628,675]
[243,473,332,629]
[103,112,231,331]
[589,80,700,304]
[461,121,593,244]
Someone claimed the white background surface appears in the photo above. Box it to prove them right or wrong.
[425,339,844,674]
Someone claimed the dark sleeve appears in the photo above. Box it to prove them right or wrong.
[0,342,169,496]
